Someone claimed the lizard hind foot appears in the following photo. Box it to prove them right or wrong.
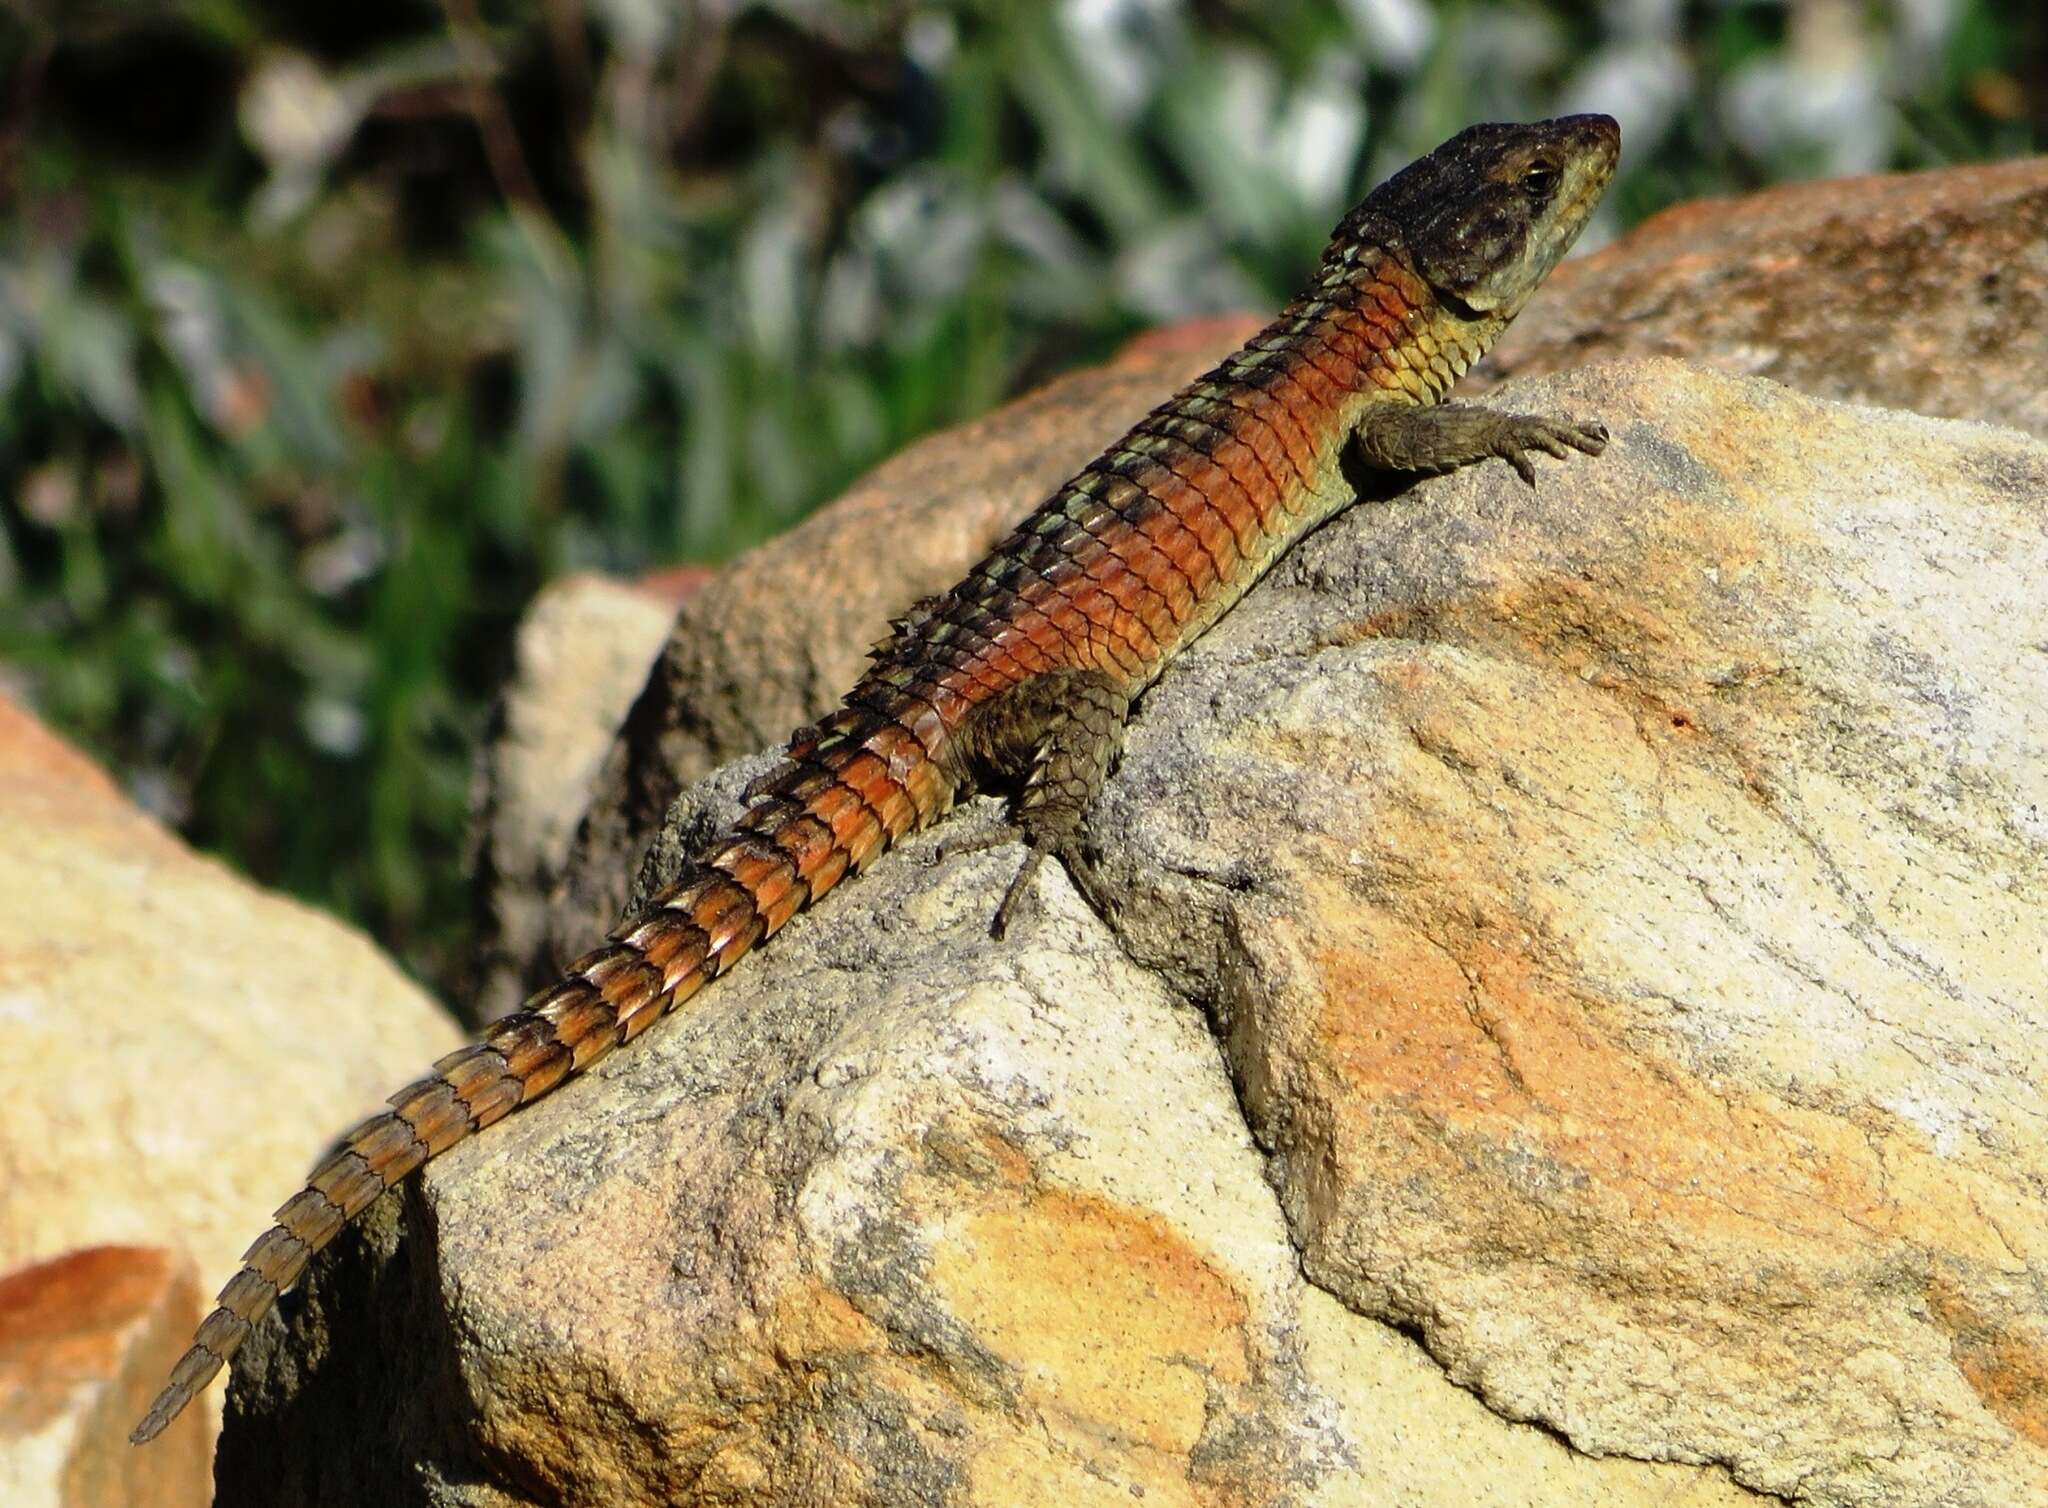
[990,833,1120,940]
[929,821,1042,937]
[930,821,1118,939]
[926,820,1043,937]
[949,665,1132,938]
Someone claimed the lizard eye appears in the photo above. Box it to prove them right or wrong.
[1521,163,1559,197]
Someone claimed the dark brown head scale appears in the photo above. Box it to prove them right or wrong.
[1323,114,1619,320]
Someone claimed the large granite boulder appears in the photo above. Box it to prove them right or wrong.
[220,360,2048,1506]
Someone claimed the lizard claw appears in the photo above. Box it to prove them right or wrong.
[930,822,1045,938]
[989,847,1044,940]
[1491,412,1607,486]
[1055,840,1120,924]
[984,835,1119,939]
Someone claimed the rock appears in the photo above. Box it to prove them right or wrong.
[1476,156,2048,440]
[218,361,2047,1505]
[0,695,465,1434]
[0,1246,208,1508]
[1102,359,2047,1506]
[465,572,694,1021]
[219,758,1760,1508]
[541,320,1261,966]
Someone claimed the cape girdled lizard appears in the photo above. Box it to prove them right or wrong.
[135,112,1619,1444]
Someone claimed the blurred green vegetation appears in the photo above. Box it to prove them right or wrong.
[0,0,2039,989]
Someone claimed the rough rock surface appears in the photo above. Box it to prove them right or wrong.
[466,572,691,1021]
[1477,155,2048,440]
[0,1246,208,1508]
[220,361,2046,1506]
[0,695,464,1431]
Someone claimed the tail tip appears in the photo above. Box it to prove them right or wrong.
[131,1346,223,1445]
[130,1393,178,1445]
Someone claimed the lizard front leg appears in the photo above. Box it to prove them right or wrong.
[942,668,1129,938]
[1354,400,1607,486]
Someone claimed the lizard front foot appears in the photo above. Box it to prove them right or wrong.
[1488,413,1608,486]
[1353,401,1607,487]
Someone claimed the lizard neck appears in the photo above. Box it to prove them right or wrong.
[1284,248,1501,417]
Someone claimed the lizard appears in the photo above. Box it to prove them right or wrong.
[133,112,1618,1444]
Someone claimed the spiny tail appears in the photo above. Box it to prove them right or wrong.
[132,699,953,1443]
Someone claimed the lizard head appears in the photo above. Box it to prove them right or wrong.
[1328,114,1619,323]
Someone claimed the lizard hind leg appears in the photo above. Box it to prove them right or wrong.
[951,668,1130,938]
